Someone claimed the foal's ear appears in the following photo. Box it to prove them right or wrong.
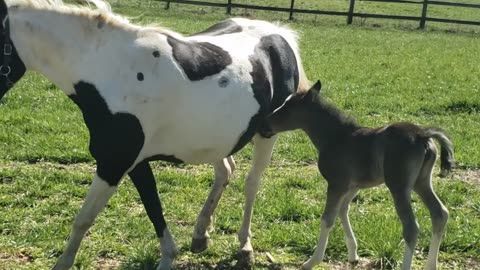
[303,80,322,102]
[310,80,322,93]
[0,0,7,17]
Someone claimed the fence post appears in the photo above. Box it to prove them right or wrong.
[165,0,171,10]
[420,0,428,29]
[227,0,232,15]
[289,0,295,20]
[347,0,355,24]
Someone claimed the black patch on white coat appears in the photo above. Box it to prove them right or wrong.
[167,36,232,81]
[229,57,271,155]
[70,81,145,186]
[97,20,105,29]
[218,76,229,88]
[128,161,168,238]
[0,3,27,100]
[229,34,299,154]
[190,19,242,37]
[137,72,144,81]
[257,34,299,110]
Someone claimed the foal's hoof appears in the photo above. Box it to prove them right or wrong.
[235,250,254,270]
[348,259,359,266]
[190,237,209,253]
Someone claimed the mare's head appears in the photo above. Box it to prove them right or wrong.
[260,80,321,137]
[0,0,26,101]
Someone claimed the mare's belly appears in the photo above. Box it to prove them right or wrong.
[139,89,260,164]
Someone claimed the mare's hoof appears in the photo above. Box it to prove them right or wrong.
[190,237,209,253]
[235,250,254,270]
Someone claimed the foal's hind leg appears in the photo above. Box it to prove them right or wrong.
[191,157,235,253]
[53,174,119,270]
[414,149,448,270]
[237,134,277,266]
[340,188,360,263]
[129,162,177,270]
[388,189,419,270]
[302,185,348,270]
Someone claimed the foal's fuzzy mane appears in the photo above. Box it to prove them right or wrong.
[313,94,359,129]
[7,0,172,34]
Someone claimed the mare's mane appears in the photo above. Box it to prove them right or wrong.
[7,0,173,34]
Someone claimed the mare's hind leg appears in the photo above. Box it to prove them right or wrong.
[128,162,177,270]
[53,174,119,270]
[413,147,448,270]
[237,134,277,266]
[302,185,348,270]
[339,188,360,263]
[191,157,235,253]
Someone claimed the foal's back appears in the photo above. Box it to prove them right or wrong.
[319,122,436,189]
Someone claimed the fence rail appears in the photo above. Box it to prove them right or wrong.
[160,0,480,29]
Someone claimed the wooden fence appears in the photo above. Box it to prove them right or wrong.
[160,0,480,29]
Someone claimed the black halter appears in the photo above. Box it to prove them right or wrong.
[1,13,13,87]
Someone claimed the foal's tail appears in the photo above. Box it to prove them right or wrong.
[273,23,310,92]
[424,128,455,177]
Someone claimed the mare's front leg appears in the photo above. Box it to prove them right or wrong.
[53,173,120,270]
[129,161,177,270]
[191,156,236,253]
[237,134,277,267]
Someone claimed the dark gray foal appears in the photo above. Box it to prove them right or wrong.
[260,81,454,270]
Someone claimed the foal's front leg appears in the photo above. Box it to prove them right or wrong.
[191,156,235,253]
[339,188,360,264]
[302,185,347,270]
[53,174,119,270]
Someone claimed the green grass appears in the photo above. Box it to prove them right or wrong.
[1,0,480,269]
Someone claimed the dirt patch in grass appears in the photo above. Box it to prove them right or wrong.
[95,257,121,270]
[325,258,374,270]
[0,249,34,265]
[453,168,480,186]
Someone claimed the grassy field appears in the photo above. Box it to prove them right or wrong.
[1,0,480,269]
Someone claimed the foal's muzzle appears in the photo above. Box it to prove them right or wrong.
[258,119,276,138]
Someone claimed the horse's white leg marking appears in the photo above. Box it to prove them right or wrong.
[340,188,360,263]
[238,134,277,254]
[191,157,234,252]
[53,174,117,270]
[302,188,346,270]
[390,191,419,270]
[402,245,415,270]
[415,181,448,270]
[157,228,178,270]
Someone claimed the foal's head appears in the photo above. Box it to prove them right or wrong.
[260,80,322,137]
[0,0,27,100]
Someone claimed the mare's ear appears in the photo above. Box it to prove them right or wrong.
[303,80,322,102]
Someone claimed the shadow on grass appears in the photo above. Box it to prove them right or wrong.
[119,253,298,270]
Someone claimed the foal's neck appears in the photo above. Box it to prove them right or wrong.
[9,7,137,94]
[303,99,359,152]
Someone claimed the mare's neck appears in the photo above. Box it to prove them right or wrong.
[303,100,359,153]
[9,7,138,94]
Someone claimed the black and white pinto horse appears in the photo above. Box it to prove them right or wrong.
[0,0,309,269]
